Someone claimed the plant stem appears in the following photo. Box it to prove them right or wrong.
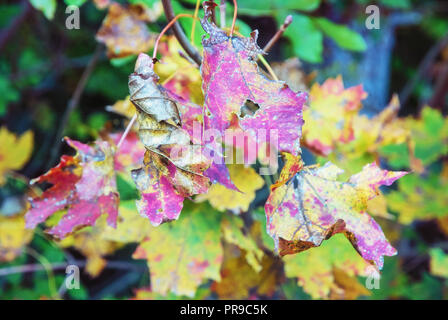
[116,113,137,150]
[263,15,293,53]
[49,44,103,168]
[229,0,238,37]
[220,0,226,29]
[190,0,201,43]
[153,13,198,61]
[161,0,202,66]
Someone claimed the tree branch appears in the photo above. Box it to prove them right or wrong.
[161,0,202,66]
[0,0,32,52]
[48,44,103,168]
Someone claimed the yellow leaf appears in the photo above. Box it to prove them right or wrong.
[0,127,33,185]
[197,164,264,213]
[0,214,33,262]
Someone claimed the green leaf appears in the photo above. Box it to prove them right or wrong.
[279,13,323,63]
[313,17,367,52]
[30,0,57,20]
[0,75,19,116]
[64,0,87,6]
[379,0,411,9]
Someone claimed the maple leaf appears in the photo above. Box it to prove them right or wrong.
[200,2,307,157]
[59,216,121,277]
[211,243,281,299]
[302,76,367,156]
[96,3,155,59]
[25,138,119,238]
[128,53,211,225]
[110,131,145,172]
[101,200,152,243]
[154,36,204,105]
[132,202,223,297]
[197,164,264,213]
[283,234,373,299]
[220,214,264,272]
[0,213,33,262]
[265,156,407,268]
[0,127,33,185]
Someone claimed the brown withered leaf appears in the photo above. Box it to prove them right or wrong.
[128,53,210,226]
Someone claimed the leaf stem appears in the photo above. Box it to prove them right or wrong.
[153,14,199,61]
[116,113,138,151]
[161,0,202,65]
[229,0,238,37]
[190,0,201,43]
[220,0,226,29]
[258,54,279,81]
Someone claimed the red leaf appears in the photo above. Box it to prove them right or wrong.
[25,138,119,238]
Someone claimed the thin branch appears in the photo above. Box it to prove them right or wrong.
[0,0,32,52]
[48,44,103,167]
[153,14,198,61]
[161,0,202,66]
[399,32,448,108]
[220,0,226,29]
[263,15,293,53]
[0,260,145,277]
[116,113,137,150]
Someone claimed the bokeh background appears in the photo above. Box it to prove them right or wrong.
[0,0,447,300]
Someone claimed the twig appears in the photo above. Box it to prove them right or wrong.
[116,113,137,150]
[0,260,145,277]
[153,14,199,61]
[220,0,226,29]
[161,0,202,66]
[48,44,103,167]
[0,0,32,52]
[399,32,448,108]
[263,15,293,53]
[229,0,238,37]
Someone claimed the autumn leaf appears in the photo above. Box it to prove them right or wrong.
[211,243,281,299]
[0,213,33,262]
[265,156,407,268]
[197,164,264,213]
[101,200,152,243]
[0,127,33,185]
[302,76,367,156]
[283,234,373,299]
[106,96,136,119]
[155,36,204,105]
[220,213,264,271]
[109,131,145,172]
[96,3,156,59]
[59,216,121,277]
[429,248,448,279]
[25,138,119,238]
[132,202,223,297]
[128,53,211,225]
[200,2,307,157]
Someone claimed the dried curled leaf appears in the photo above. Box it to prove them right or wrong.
[200,2,307,156]
[25,138,119,238]
[265,157,407,269]
[128,53,211,226]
